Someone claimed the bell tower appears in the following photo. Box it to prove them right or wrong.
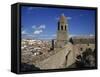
[56,14,69,48]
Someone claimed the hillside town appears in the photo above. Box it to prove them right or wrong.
[21,14,96,71]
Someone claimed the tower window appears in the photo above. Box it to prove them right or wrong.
[58,22,60,30]
[61,25,63,30]
[65,25,66,30]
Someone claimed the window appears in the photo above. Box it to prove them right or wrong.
[58,22,60,30]
[61,25,63,30]
[65,25,66,30]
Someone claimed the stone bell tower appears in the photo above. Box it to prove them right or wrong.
[56,14,69,48]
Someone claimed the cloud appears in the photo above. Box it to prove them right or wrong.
[67,17,72,20]
[38,25,46,29]
[32,24,46,29]
[32,25,36,29]
[22,30,27,34]
[69,34,78,38]
[39,34,56,38]
[89,34,94,36]
[22,34,35,39]
[22,24,46,39]
[34,30,43,34]
[52,34,56,37]
[32,24,46,35]
[22,30,35,39]
[56,17,59,20]
[69,34,95,38]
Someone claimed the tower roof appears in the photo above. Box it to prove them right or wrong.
[59,13,66,22]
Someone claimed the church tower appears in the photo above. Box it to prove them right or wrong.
[56,14,69,48]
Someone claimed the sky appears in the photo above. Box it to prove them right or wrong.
[21,6,96,40]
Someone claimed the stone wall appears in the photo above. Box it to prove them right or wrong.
[33,42,95,69]
[34,43,75,69]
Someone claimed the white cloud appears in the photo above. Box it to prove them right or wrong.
[32,24,46,35]
[32,24,46,29]
[38,25,46,29]
[89,34,94,36]
[34,30,43,34]
[56,17,59,20]
[27,34,34,37]
[52,34,56,37]
[32,25,36,29]
[69,34,95,38]
[22,30,27,34]
[69,34,78,38]
[38,34,56,37]
[67,17,72,20]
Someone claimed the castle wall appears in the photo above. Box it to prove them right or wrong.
[34,43,75,69]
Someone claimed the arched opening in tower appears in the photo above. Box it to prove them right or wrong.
[61,25,63,30]
[65,25,66,30]
[58,25,60,30]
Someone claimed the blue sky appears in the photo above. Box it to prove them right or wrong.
[21,6,96,40]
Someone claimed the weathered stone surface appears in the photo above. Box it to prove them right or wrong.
[21,14,96,71]
[56,14,69,48]
[34,43,75,69]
